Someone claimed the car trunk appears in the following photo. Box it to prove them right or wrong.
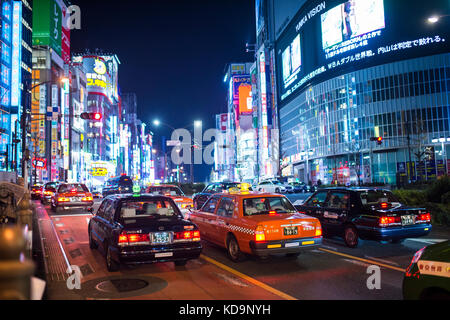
[244,213,320,241]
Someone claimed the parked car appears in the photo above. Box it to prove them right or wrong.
[189,189,322,261]
[50,183,94,213]
[403,240,450,300]
[193,182,245,210]
[256,180,290,193]
[102,175,133,197]
[88,194,202,271]
[296,187,432,248]
[30,185,43,200]
[40,182,59,204]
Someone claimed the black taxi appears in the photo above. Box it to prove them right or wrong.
[88,193,202,271]
[296,187,432,248]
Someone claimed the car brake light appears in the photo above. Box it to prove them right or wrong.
[255,225,266,242]
[380,202,389,209]
[379,216,400,226]
[82,195,93,202]
[174,230,201,241]
[315,226,322,237]
[118,233,150,246]
[269,210,277,216]
[44,190,53,195]
[58,197,70,202]
[416,213,431,223]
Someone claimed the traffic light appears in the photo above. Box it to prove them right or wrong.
[370,136,383,145]
[376,136,383,145]
[80,112,102,121]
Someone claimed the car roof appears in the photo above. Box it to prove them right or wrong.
[104,193,175,201]
[148,184,180,188]
[212,191,287,199]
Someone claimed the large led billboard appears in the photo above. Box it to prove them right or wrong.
[276,0,450,105]
[32,0,62,56]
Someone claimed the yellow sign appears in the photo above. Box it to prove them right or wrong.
[91,167,108,177]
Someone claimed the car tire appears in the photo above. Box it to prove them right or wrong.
[89,227,98,249]
[344,225,359,248]
[106,244,120,272]
[227,235,244,262]
[275,188,280,193]
[174,260,187,267]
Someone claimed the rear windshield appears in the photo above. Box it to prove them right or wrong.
[58,184,89,193]
[119,199,179,219]
[148,186,184,196]
[120,178,133,186]
[243,197,296,216]
[358,190,400,206]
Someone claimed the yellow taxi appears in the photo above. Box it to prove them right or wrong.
[146,184,194,219]
[189,186,322,262]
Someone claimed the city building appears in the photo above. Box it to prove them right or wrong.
[259,0,450,186]
[0,0,33,180]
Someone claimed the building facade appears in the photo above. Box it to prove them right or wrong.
[261,0,450,186]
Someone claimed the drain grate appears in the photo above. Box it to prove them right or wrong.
[96,279,149,293]
[63,237,74,245]
[69,248,82,259]
[79,263,94,277]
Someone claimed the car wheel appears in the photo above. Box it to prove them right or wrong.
[106,244,120,272]
[174,260,187,267]
[344,225,359,248]
[89,227,98,249]
[275,188,280,193]
[227,235,244,262]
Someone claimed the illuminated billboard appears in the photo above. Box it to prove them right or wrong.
[232,75,252,114]
[32,0,62,56]
[276,0,450,105]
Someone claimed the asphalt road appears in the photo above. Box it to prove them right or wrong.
[32,198,449,300]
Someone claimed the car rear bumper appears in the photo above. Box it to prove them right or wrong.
[118,243,202,264]
[249,237,322,256]
[359,224,432,241]
[56,201,94,209]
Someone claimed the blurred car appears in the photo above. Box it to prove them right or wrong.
[288,182,315,193]
[30,185,43,200]
[92,191,103,199]
[147,184,194,219]
[190,188,322,261]
[255,180,289,193]
[50,183,94,213]
[193,182,248,210]
[40,182,59,204]
[296,187,432,248]
[403,240,450,300]
[88,194,202,271]
[102,175,133,197]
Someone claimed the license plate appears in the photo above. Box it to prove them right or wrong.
[71,197,81,202]
[401,215,414,226]
[151,232,171,244]
[283,226,298,236]
[285,242,299,248]
[155,252,173,258]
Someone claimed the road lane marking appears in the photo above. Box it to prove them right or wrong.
[405,238,448,244]
[318,248,405,273]
[200,255,297,300]
[364,256,401,266]
[51,213,92,218]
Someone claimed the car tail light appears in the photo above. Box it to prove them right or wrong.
[118,232,150,246]
[255,225,266,242]
[82,194,93,202]
[315,224,322,237]
[416,213,431,223]
[379,216,400,227]
[174,230,201,241]
[268,210,277,216]
[58,197,70,202]
[44,190,53,196]
[380,202,389,209]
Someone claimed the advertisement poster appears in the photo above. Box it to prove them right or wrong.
[426,160,437,180]
[437,159,445,177]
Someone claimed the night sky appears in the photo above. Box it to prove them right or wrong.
[70,0,256,182]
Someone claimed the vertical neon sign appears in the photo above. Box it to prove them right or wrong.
[259,50,269,175]
[11,1,22,107]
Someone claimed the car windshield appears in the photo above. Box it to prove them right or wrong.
[119,199,179,219]
[273,181,283,185]
[58,184,88,193]
[46,182,58,189]
[222,183,240,190]
[243,197,296,216]
[148,186,184,196]
[358,190,400,206]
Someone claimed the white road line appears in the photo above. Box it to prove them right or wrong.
[364,256,401,266]
[405,238,448,244]
[52,213,92,218]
